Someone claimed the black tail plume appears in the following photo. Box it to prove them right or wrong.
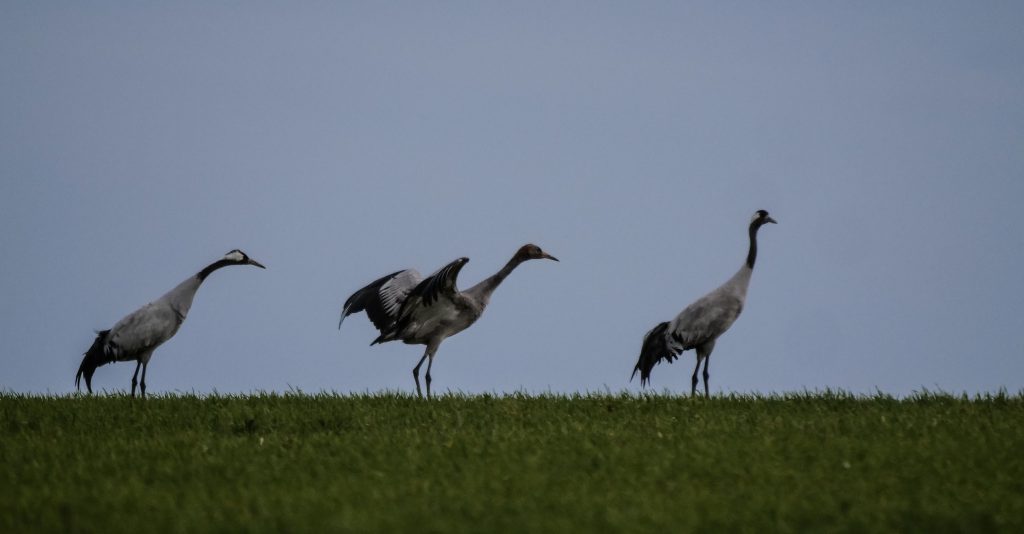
[76,330,112,393]
[631,322,678,387]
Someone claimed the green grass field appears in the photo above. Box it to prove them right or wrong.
[2,392,1022,532]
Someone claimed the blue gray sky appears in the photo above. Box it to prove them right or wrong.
[2,2,1022,396]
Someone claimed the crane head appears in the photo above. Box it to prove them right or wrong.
[222,249,266,269]
[751,210,778,226]
[516,244,559,262]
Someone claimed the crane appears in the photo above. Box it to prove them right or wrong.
[75,249,266,397]
[340,244,558,398]
[632,210,777,396]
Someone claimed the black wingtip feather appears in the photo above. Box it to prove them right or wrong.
[411,258,467,307]
[76,330,112,393]
[341,270,407,334]
[338,303,352,330]
[632,322,677,387]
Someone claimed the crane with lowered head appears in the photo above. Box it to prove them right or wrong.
[76,249,266,397]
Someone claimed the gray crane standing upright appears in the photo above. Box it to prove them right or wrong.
[632,210,777,396]
[76,249,266,397]
[340,244,558,398]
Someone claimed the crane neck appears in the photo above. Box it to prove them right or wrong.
[746,221,760,269]
[468,254,528,303]
[197,259,236,281]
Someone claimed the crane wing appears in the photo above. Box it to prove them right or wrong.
[387,258,468,334]
[106,302,184,359]
[632,293,744,388]
[404,258,467,308]
[339,269,422,332]
[668,293,743,351]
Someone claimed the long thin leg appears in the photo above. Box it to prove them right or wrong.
[139,362,148,399]
[130,360,142,398]
[425,352,435,399]
[693,341,715,399]
[702,355,710,398]
[691,357,701,397]
[412,351,429,399]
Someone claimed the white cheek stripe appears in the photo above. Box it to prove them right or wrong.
[224,251,244,262]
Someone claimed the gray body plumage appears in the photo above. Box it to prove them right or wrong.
[666,266,750,355]
[394,288,485,346]
[104,276,200,364]
[633,211,776,395]
[340,244,558,398]
[76,249,265,397]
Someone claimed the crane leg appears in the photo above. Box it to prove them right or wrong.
[702,356,710,398]
[131,360,142,398]
[139,362,148,399]
[691,358,701,397]
[425,353,435,399]
[412,351,429,399]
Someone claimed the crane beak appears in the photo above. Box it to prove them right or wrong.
[765,216,778,224]
[248,259,267,269]
[542,252,559,262]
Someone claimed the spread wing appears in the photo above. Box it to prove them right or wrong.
[339,269,422,333]
[408,258,467,307]
[392,258,468,329]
